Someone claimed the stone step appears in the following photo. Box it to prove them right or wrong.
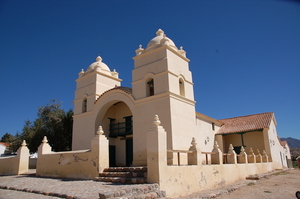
[99,171,147,178]
[95,176,147,184]
[97,167,148,184]
[104,166,147,173]
[98,183,166,199]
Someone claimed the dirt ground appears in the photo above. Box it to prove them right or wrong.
[172,169,300,199]
[217,169,300,199]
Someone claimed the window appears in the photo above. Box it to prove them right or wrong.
[82,98,87,113]
[212,122,215,131]
[179,78,185,96]
[147,79,154,96]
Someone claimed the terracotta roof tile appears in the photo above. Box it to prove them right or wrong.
[277,136,288,147]
[0,142,10,147]
[280,141,287,146]
[216,112,274,135]
[95,86,132,104]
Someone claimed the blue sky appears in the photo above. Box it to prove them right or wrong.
[1,0,300,140]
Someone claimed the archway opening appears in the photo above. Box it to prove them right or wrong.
[100,101,133,167]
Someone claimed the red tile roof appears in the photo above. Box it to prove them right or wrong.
[216,112,274,135]
[280,141,287,146]
[0,142,10,147]
[95,86,132,104]
[277,137,288,147]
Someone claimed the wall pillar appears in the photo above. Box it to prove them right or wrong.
[227,144,237,164]
[256,149,263,163]
[188,137,202,166]
[36,136,52,176]
[238,146,248,164]
[211,141,223,164]
[147,115,167,183]
[37,136,52,156]
[16,140,29,174]
[91,126,109,173]
[262,150,269,162]
[248,148,256,163]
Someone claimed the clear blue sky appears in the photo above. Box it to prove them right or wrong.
[1,0,299,140]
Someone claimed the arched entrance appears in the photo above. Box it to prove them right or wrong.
[99,101,133,167]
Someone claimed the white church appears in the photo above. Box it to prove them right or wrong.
[71,29,291,169]
[0,29,292,197]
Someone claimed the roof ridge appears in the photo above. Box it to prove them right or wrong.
[218,112,273,121]
[216,112,275,135]
[94,86,132,104]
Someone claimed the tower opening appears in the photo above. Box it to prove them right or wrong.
[179,79,185,96]
[147,79,154,96]
[82,98,87,113]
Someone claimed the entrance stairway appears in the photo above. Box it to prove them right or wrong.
[95,167,166,198]
[96,166,147,184]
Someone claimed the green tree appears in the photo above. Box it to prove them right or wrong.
[35,100,73,152]
[7,132,22,154]
[6,100,73,153]
[0,133,15,143]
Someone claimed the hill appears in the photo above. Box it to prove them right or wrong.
[281,137,300,148]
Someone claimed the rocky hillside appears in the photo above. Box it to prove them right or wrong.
[281,137,300,148]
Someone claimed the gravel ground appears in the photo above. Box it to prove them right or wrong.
[171,169,300,199]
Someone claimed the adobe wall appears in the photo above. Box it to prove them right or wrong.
[37,132,109,179]
[159,163,274,197]
[147,116,278,197]
[0,141,29,175]
[36,150,99,179]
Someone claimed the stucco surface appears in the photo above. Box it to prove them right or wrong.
[37,134,109,179]
[0,144,29,175]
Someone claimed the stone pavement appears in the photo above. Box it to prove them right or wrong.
[0,169,295,199]
[0,188,61,199]
[0,170,164,199]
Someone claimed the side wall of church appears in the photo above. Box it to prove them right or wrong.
[266,119,289,168]
[195,118,220,152]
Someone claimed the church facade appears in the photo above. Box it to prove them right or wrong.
[72,29,290,169]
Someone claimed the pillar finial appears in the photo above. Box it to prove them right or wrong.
[189,137,197,151]
[240,146,245,153]
[257,149,261,155]
[21,140,27,146]
[97,126,104,135]
[191,137,197,147]
[262,150,267,156]
[249,147,254,154]
[42,136,48,143]
[153,115,161,126]
[214,141,220,149]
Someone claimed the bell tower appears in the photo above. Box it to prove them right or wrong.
[132,29,196,165]
[72,55,122,150]
[132,29,194,101]
[73,56,121,115]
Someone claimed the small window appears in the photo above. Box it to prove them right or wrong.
[179,78,185,96]
[147,79,154,96]
[82,98,87,113]
[212,122,215,131]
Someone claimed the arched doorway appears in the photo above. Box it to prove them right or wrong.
[100,101,133,167]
